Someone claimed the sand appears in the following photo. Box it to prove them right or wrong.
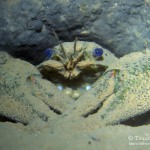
[0,49,150,150]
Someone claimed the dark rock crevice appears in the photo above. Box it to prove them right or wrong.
[0,0,149,64]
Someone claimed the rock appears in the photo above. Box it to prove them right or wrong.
[0,0,149,63]
[27,20,43,32]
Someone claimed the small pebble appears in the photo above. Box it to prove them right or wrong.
[64,88,73,96]
[72,90,80,99]
[57,85,63,90]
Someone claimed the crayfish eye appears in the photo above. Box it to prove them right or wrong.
[93,48,103,58]
[44,48,54,59]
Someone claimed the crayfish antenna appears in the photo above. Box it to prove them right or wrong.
[74,37,78,55]
[52,28,68,59]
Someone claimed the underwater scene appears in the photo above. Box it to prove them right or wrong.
[0,0,150,150]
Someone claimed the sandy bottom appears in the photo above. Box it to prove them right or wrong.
[0,50,150,150]
[0,118,150,150]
